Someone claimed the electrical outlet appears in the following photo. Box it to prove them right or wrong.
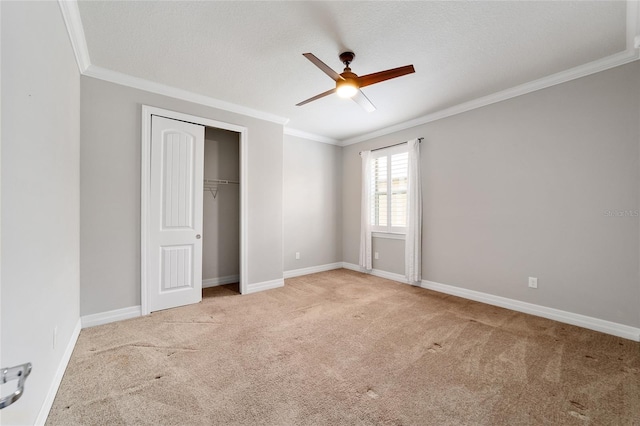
[53,326,58,349]
[374,252,379,259]
[295,252,300,260]
[528,277,538,289]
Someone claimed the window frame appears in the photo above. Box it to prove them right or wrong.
[369,143,409,235]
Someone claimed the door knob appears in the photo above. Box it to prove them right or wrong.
[196,234,201,239]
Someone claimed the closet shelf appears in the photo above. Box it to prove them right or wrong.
[204,178,239,185]
[204,178,239,199]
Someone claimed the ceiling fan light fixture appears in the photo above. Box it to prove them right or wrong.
[297,52,414,111]
[336,79,358,98]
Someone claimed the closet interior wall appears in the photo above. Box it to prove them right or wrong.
[203,127,240,285]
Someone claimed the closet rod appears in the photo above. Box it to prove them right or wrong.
[204,178,239,185]
[359,137,423,155]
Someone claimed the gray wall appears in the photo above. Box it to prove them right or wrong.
[283,135,342,271]
[1,2,81,424]
[343,61,640,328]
[203,127,240,280]
[80,77,283,316]
[371,238,405,275]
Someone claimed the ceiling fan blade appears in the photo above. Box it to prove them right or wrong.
[352,89,376,112]
[358,65,415,88]
[296,88,337,106]
[303,53,343,82]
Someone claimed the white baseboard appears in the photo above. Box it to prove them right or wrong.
[341,262,361,272]
[81,305,142,329]
[420,279,640,342]
[284,262,343,279]
[245,278,284,294]
[341,262,410,283]
[370,268,408,284]
[341,262,640,341]
[35,318,81,425]
[203,274,240,288]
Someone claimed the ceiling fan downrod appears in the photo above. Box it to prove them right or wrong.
[339,51,355,70]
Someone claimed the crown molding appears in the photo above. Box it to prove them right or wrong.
[59,0,639,142]
[58,0,288,125]
[84,65,289,125]
[283,127,341,145]
[58,0,90,73]
[341,49,640,146]
[342,1,640,146]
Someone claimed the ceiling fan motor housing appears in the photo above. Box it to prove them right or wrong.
[337,53,359,98]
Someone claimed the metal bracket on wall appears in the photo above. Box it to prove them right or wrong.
[0,363,32,409]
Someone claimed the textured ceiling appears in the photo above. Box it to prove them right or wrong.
[77,1,628,141]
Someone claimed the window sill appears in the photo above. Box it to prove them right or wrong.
[372,232,405,240]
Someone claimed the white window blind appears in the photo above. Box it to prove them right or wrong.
[370,145,409,233]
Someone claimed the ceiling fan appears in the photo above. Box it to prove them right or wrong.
[296,51,415,112]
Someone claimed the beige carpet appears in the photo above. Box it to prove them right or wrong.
[47,269,640,425]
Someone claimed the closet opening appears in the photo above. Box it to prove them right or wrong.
[202,127,241,297]
[141,105,249,315]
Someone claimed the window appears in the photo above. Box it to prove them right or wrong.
[369,144,408,234]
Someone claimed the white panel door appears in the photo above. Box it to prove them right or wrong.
[148,115,204,312]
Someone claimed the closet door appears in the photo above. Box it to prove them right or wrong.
[148,115,204,312]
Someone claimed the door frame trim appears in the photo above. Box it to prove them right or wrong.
[141,105,248,315]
